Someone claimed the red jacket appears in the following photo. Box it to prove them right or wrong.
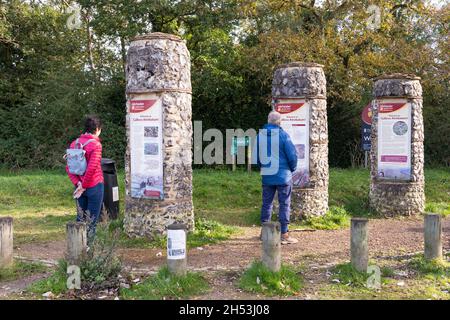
[66,134,104,189]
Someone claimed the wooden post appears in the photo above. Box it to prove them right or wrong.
[0,217,13,268]
[232,154,236,171]
[424,213,442,260]
[167,223,187,276]
[261,221,281,272]
[66,222,87,265]
[351,218,368,272]
[247,145,252,173]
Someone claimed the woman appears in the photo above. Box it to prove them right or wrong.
[66,115,104,243]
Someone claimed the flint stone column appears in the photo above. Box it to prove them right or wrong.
[124,33,194,238]
[0,217,13,268]
[370,74,425,216]
[272,62,329,218]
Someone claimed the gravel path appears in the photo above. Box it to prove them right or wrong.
[14,216,450,270]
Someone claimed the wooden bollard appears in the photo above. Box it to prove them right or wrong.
[261,221,281,272]
[0,217,13,268]
[66,222,87,265]
[424,213,442,260]
[167,223,187,276]
[351,218,368,272]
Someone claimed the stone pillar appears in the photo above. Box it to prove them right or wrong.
[424,213,442,260]
[272,62,328,218]
[124,33,194,238]
[261,222,281,272]
[167,223,187,276]
[0,217,13,268]
[350,218,368,272]
[66,222,87,265]
[370,74,424,216]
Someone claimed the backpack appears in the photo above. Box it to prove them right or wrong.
[65,138,95,176]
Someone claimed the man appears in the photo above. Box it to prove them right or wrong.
[255,111,298,244]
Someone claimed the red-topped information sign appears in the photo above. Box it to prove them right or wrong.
[129,95,164,199]
[376,98,411,181]
[274,98,310,188]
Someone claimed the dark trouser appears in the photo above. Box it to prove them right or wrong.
[76,183,104,244]
[260,184,292,234]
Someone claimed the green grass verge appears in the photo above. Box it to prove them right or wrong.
[0,260,48,282]
[27,260,68,295]
[331,263,371,287]
[409,254,450,277]
[120,267,210,300]
[323,259,450,300]
[98,217,237,249]
[238,261,303,296]
[293,206,351,230]
[0,167,448,245]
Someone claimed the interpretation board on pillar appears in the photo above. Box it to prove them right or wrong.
[274,98,310,188]
[376,98,411,181]
[128,93,164,200]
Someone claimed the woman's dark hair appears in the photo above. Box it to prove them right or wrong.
[84,115,102,133]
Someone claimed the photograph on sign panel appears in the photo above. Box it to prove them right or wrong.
[292,169,309,188]
[144,126,159,138]
[144,143,159,155]
[131,173,163,199]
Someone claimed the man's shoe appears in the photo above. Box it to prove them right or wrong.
[281,232,298,245]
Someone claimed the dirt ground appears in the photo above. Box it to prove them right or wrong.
[3,216,450,299]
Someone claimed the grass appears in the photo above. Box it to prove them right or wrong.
[322,258,450,300]
[98,217,237,249]
[0,167,448,245]
[330,263,372,287]
[27,260,68,295]
[120,267,210,300]
[409,254,450,277]
[0,260,47,282]
[295,206,351,230]
[238,261,303,296]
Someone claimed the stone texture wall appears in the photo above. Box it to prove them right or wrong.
[370,74,425,216]
[272,62,329,219]
[124,33,194,238]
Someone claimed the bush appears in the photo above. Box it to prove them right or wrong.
[80,227,122,290]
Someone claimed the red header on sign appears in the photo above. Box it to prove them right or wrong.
[379,103,406,113]
[275,103,305,114]
[130,100,157,113]
[361,103,372,125]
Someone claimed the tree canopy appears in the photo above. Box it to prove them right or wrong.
[0,0,448,168]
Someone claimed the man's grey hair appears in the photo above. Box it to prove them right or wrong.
[268,111,281,125]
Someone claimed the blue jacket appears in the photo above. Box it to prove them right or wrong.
[255,124,298,185]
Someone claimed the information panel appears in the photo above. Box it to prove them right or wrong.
[377,98,411,181]
[274,98,310,188]
[129,95,164,199]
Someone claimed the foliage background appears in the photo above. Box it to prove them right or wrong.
[0,0,448,169]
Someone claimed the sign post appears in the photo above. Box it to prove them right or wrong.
[230,136,252,172]
[361,103,372,168]
[369,74,424,216]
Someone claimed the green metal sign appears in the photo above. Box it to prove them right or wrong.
[231,136,251,156]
